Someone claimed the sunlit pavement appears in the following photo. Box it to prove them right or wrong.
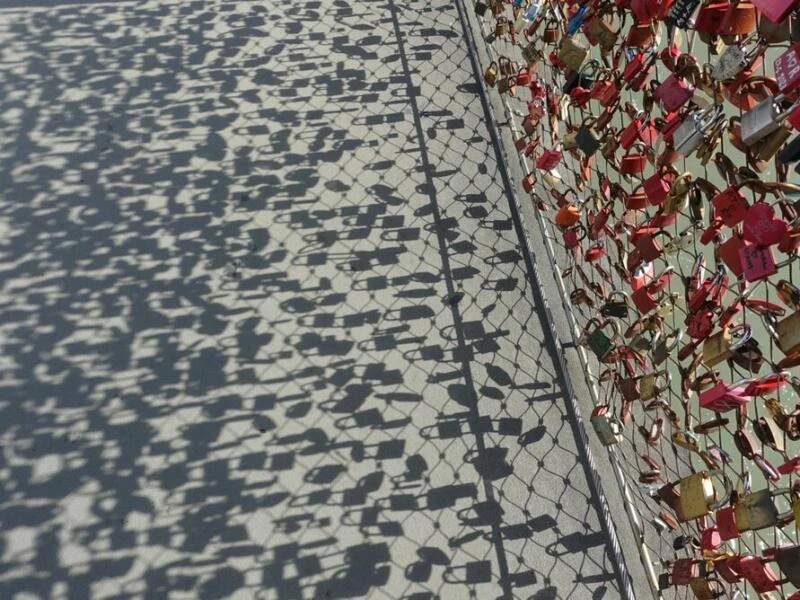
[0,1,627,598]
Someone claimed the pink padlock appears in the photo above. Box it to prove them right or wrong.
[656,74,695,112]
[699,381,750,412]
[775,43,800,94]
[753,0,800,25]
[739,243,778,282]
[701,525,723,550]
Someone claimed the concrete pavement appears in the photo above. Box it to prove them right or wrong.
[0,1,629,598]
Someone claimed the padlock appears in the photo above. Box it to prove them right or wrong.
[694,1,731,34]
[590,404,623,445]
[634,230,672,262]
[484,61,499,87]
[521,42,541,66]
[702,324,751,367]
[580,318,621,361]
[557,35,589,72]
[753,0,800,25]
[716,232,746,277]
[575,123,601,156]
[771,309,800,355]
[688,577,723,600]
[522,174,535,193]
[656,73,696,112]
[674,106,724,157]
[543,18,560,43]
[495,16,510,37]
[739,243,777,282]
[734,488,795,532]
[699,380,750,412]
[659,558,704,589]
[743,202,789,247]
[536,149,562,170]
[775,43,800,94]
[666,0,702,29]
[677,471,729,521]
[555,203,582,228]
[562,59,599,94]
[720,0,758,38]
[516,66,532,87]
[586,11,619,52]
[474,0,488,16]
[625,22,655,48]
[617,142,651,175]
[623,184,649,210]
[616,374,641,402]
[763,545,800,588]
[712,184,750,227]
[741,94,799,146]
[736,555,786,594]
[600,291,629,319]
[632,268,674,314]
[652,328,682,365]
[639,370,669,401]
[712,38,760,81]
[642,166,675,206]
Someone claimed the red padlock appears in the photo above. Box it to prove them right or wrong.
[563,224,586,249]
[775,43,800,95]
[716,233,746,277]
[570,85,592,107]
[620,115,645,149]
[634,230,671,262]
[712,185,750,227]
[522,174,535,193]
[694,2,729,34]
[743,202,789,247]
[632,267,674,314]
[687,307,717,340]
[699,380,750,412]
[643,166,675,206]
[618,143,650,175]
[516,66,532,86]
[584,241,607,262]
[536,149,562,170]
[622,52,649,82]
[736,555,784,594]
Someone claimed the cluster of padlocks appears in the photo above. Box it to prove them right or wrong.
[475,0,800,597]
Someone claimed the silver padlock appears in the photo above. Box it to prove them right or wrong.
[673,105,723,157]
[741,94,800,147]
[711,37,765,81]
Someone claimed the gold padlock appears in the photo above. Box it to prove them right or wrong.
[689,576,722,600]
[495,16,510,36]
[484,61,498,87]
[557,35,589,72]
[639,370,670,401]
[587,14,619,53]
[678,472,729,521]
[664,172,693,214]
[775,310,800,355]
[702,322,752,366]
[702,327,732,367]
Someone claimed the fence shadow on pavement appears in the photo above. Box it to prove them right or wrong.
[0,1,620,598]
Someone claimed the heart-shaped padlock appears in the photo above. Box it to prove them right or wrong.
[742,202,789,247]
